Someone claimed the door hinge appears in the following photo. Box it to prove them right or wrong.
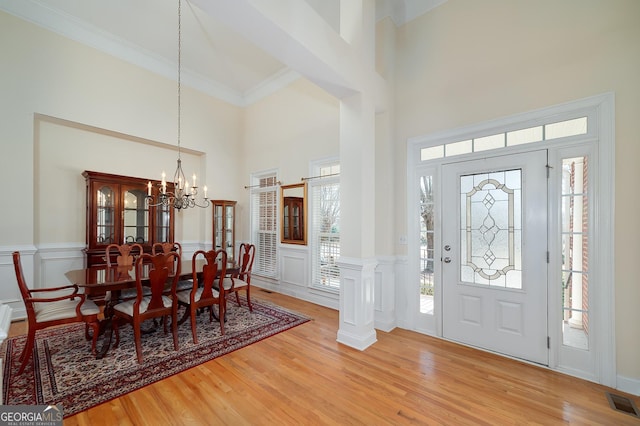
[547,336,551,349]
[546,251,550,263]
[546,164,553,178]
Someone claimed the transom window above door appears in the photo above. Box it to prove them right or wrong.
[421,117,587,161]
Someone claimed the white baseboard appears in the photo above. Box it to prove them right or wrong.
[617,375,640,396]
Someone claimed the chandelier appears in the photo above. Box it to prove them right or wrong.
[147,0,209,210]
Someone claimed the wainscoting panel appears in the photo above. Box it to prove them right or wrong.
[374,256,396,332]
[279,245,308,288]
[36,244,86,290]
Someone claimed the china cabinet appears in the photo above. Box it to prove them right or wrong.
[83,171,175,266]
[212,200,236,262]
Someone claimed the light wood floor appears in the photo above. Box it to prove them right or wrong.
[8,290,640,425]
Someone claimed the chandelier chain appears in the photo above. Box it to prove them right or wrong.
[145,0,209,210]
[177,0,181,160]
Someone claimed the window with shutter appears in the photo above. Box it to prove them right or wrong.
[309,161,340,291]
[250,172,279,277]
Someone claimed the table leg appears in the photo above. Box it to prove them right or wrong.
[94,295,117,359]
[95,319,114,360]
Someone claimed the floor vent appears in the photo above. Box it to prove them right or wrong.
[260,289,273,294]
[606,392,640,417]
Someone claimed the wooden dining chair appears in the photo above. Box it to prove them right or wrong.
[177,249,227,343]
[218,243,256,312]
[152,242,189,292]
[112,252,180,363]
[152,241,182,257]
[12,251,101,374]
[106,243,145,301]
[106,243,144,267]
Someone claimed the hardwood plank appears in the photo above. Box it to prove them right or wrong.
[8,291,639,425]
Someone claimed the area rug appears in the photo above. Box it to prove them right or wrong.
[2,299,309,418]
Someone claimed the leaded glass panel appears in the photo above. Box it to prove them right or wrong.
[460,169,522,288]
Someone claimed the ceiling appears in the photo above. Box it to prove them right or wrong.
[0,0,447,106]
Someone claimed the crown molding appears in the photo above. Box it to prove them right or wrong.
[0,0,295,107]
[243,68,300,106]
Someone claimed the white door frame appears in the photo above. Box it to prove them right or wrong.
[405,93,615,387]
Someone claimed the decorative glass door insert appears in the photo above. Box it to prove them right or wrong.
[460,170,522,289]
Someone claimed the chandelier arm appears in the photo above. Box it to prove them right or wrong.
[192,199,211,209]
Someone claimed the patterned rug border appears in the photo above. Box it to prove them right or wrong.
[2,298,310,417]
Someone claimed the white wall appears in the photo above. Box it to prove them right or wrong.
[393,0,640,387]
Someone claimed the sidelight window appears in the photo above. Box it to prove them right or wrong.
[561,156,589,350]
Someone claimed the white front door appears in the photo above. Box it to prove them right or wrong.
[442,150,548,365]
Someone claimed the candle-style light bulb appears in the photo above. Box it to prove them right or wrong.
[147,181,152,196]
[203,185,208,199]
[192,174,196,188]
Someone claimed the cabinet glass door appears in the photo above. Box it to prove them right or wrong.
[292,203,301,240]
[214,205,223,251]
[283,207,290,239]
[123,187,149,244]
[212,200,236,262]
[155,203,172,242]
[225,205,234,259]
[96,185,115,245]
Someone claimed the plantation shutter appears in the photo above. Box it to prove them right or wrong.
[250,175,278,277]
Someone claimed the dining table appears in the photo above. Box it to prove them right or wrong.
[65,259,238,359]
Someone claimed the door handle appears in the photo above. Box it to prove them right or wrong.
[443,257,451,263]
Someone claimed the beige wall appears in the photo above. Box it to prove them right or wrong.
[394,0,640,381]
[239,79,340,240]
[0,11,243,247]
